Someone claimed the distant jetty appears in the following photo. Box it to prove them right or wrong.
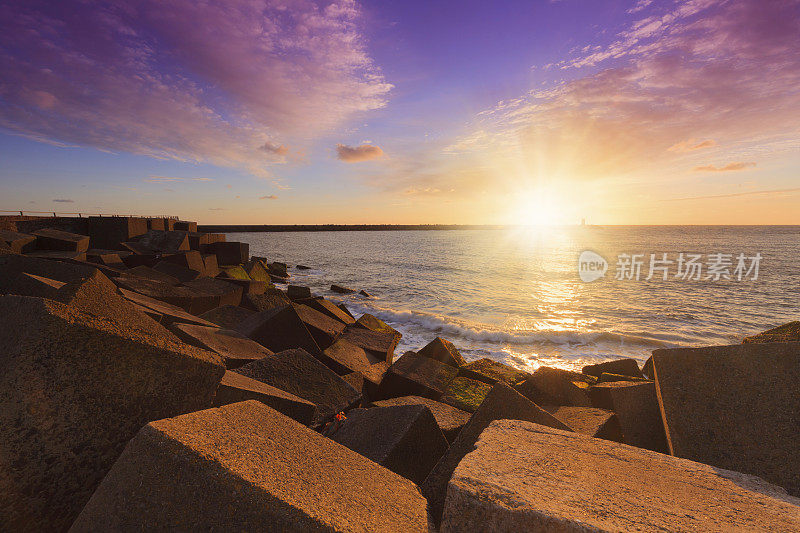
[198,223,506,232]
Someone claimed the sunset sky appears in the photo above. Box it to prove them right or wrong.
[1,0,798,224]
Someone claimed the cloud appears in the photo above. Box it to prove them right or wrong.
[627,0,654,14]
[260,142,289,156]
[0,1,392,177]
[667,187,800,201]
[53,199,75,203]
[693,162,756,172]
[143,176,213,183]
[259,195,279,200]
[336,143,384,162]
[208,207,225,211]
[667,139,717,153]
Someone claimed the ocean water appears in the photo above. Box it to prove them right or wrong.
[229,226,800,372]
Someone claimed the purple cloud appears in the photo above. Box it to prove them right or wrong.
[52,199,74,203]
[0,0,391,177]
[336,143,384,162]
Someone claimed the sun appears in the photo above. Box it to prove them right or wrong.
[508,187,566,226]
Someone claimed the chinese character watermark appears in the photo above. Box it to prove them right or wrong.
[578,251,761,282]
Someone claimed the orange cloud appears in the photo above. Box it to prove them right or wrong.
[336,143,384,163]
[693,162,756,172]
[668,139,717,153]
[259,195,278,200]
[260,142,289,156]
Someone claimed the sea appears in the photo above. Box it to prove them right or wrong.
[229,226,800,372]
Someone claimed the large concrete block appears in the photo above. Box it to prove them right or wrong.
[421,383,571,525]
[118,287,218,327]
[199,304,254,329]
[237,304,320,355]
[152,260,200,282]
[70,401,428,532]
[121,264,180,284]
[241,287,291,312]
[356,312,397,335]
[652,342,800,495]
[0,295,224,532]
[173,220,198,232]
[441,420,800,533]
[515,366,593,407]
[340,324,400,362]
[743,321,800,343]
[307,297,356,325]
[329,405,448,485]
[461,357,531,385]
[233,348,361,425]
[214,371,316,425]
[542,405,622,442]
[378,351,459,400]
[162,249,205,273]
[87,216,148,250]
[294,303,346,350]
[31,228,90,252]
[172,323,273,369]
[440,376,492,412]
[182,277,243,310]
[582,357,643,378]
[0,230,36,253]
[115,276,217,315]
[587,380,668,452]
[417,336,466,367]
[371,396,471,443]
[207,241,249,265]
[322,338,389,385]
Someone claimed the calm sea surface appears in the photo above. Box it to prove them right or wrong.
[229,226,800,372]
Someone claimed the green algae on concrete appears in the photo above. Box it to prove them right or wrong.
[441,377,492,412]
[219,265,251,280]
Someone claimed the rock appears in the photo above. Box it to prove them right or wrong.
[185,231,209,249]
[307,297,356,325]
[31,227,90,252]
[514,366,593,407]
[587,381,668,453]
[440,419,800,533]
[642,355,654,378]
[597,371,651,383]
[296,264,311,270]
[341,371,366,397]
[582,357,644,378]
[120,264,180,285]
[213,371,316,424]
[287,284,312,300]
[173,220,198,232]
[87,251,125,269]
[341,324,400,362]
[269,272,289,284]
[162,249,205,274]
[198,304,255,329]
[331,283,355,294]
[70,401,429,532]
[233,348,361,425]
[242,259,270,282]
[371,396,471,443]
[87,216,148,250]
[293,303,346,349]
[377,352,459,400]
[118,287,218,327]
[152,260,201,282]
[743,321,800,343]
[0,253,95,286]
[25,250,88,261]
[201,253,220,277]
[421,383,571,525]
[417,337,466,367]
[329,405,448,485]
[206,241,249,265]
[461,358,531,385]
[218,264,250,280]
[356,312,396,334]
[0,230,36,253]
[172,323,273,369]
[130,230,190,253]
[440,377,493,412]
[321,338,389,385]
[338,302,355,318]
[238,304,329,356]
[182,277,243,310]
[541,405,622,441]
[114,276,217,315]
[0,295,224,532]
[5,271,65,299]
[359,289,371,297]
[241,287,292,313]
[224,278,269,295]
[267,261,288,277]
[652,342,800,496]
[146,217,165,231]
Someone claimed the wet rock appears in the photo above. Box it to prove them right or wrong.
[461,358,531,386]
[338,302,355,318]
[440,377,493,412]
[233,348,361,425]
[70,401,428,532]
[213,372,315,424]
[172,323,273,369]
[243,259,270,282]
[582,357,644,379]
[322,338,389,385]
[198,304,254,329]
[118,287,218,327]
[331,283,355,294]
[0,295,224,532]
[743,321,800,343]
[267,261,288,277]
[87,216,148,250]
[359,289,371,297]
[417,337,466,367]
[341,324,400,362]
[130,230,190,254]
[421,383,571,525]
[652,342,800,496]
[356,312,396,334]
[541,405,623,441]
[307,297,356,325]
[514,366,593,407]
[448,421,800,532]
[182,277,243,310]
[587,381,668,453]
[207,241,249,266]
[371,396,471,443]
[32,227,90,252]
[329,405,448,485]
[287,284,312,300]
[377,352,459,400]
[296,264,311,270]
[0,230,36,253]
[241,287,291,312]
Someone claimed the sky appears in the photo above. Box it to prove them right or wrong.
[0,0,799,225]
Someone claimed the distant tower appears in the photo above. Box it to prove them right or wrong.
[581,218,586,226]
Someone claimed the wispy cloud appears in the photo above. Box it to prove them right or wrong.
[336,143,384,162]
[666,187,800,201]
[0,1,392,177]
[259,195,279,200]
[693,162,756,172]
[260,142,289,156]
[668,139,717,153]
[52,199,75,203]
[144,176,214,183]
